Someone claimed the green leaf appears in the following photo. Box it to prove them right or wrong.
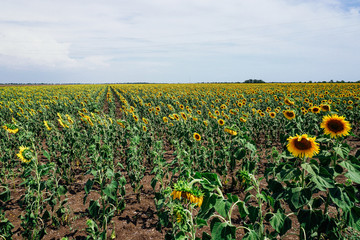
[270,211,292,235]
[329,187,353,211]
[340,161,360,184]
[234,148,246,160]
[196,218,208,228]
[57,185,67,196]
[210,218,236,240]
[104,180,118,201]
[334,146,344,159]
[105,168,114,179]
[290,187,311,209]
[88,200,100,219]
[245,142,256,153]
[248,206,260,223]
[43,150,51,161]
[215,197,231,219]
[344,206,360,231]
[0,186,11,202]
[237,201,249,218]
[242,230,260,240]
[84,179,93,204]
[302,163,334,191]
[202,232,211,240]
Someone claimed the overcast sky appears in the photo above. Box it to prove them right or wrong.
[0,0,359,84]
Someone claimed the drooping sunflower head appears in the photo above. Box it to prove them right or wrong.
[193,132,201,141]
[320,104,331,112]
[224,127,237,136]
[2,123,19,134]
[142,117,148,124]
[283,110,296,120]
[44,121,52,131]
[239,117,247,123]
[284,98,294,106]
[17,146,34,163]
[320,114,351,138]
[287,134,319,158]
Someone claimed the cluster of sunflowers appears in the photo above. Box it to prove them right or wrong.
[170,180,204,208]
[287,114,352,158]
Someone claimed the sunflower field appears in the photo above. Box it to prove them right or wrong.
[0,83,359,240]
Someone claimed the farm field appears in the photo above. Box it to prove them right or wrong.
[0,83,359,240]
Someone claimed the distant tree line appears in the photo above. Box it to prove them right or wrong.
[244,79,265,83]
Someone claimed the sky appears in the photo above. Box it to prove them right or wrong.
[0,0,360,84]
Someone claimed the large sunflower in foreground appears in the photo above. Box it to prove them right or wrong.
[287,134,319,158]
[320,114,351,138]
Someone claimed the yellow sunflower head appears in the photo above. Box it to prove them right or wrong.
[218,119,225,126]
[320,114,351,138]
[283,110,296,120]
[17,146,34,163]
[269,112,276,118]
[311,106,321,114]
[193,132,201,141]
[287,134,319,158]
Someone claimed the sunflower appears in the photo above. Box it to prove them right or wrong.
[173,114,180,121]
[17,146,34,163]
[239,117,247,123]
[320,104,331,112]
[180,112,187,121]
[163,117,168,123]
[311,106,321,114]
[58,119,69,128]
[2,124,19,134]
[287,134,319,158]
[284,98,294,106]
[218,119,225,126]
[116,120,125,128]
[320,114,351,138]
[224,128,237,136]
[133,114,139,122]
[44,121,51,131]
[269,112,276,118]
[193,132,201,141]
[142,117,148,124]
[283,110,295,120]
[203,120,208,127]
[142,126,147,132]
